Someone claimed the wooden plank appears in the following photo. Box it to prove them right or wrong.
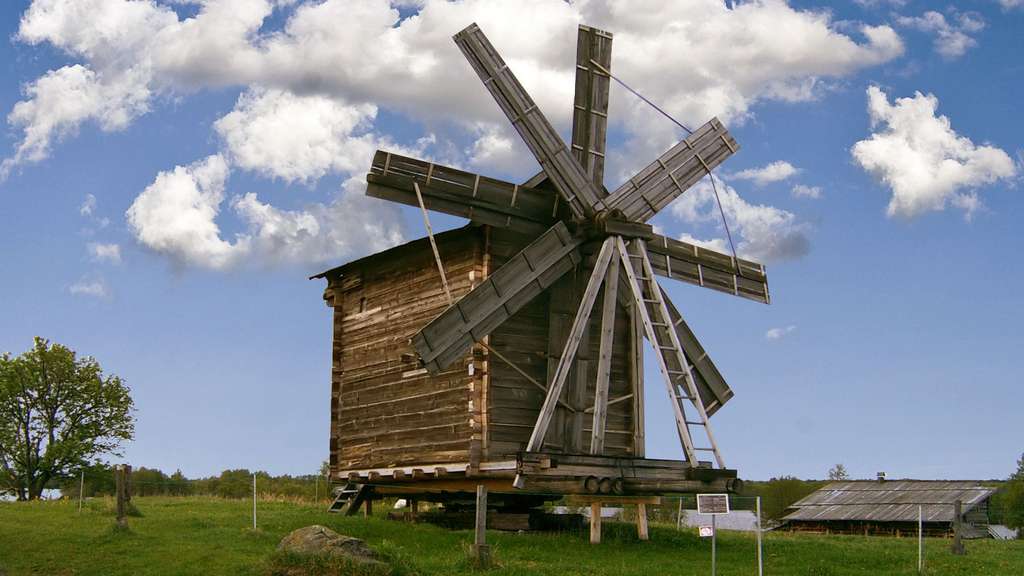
[606,117,739,222]
[414,222,582,373]
[645,230,769,304]
[590,250,619,454]
[571,25,613,189]
[526,238,616,451]
[453,23,606,219]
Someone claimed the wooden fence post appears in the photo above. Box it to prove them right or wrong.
[114,465,127,528]
[950,500,965,555]
[473,485,491,567]
[590,502,602,544]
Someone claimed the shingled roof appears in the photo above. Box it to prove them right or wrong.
[782,480,995,523]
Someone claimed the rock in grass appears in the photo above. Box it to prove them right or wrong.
[277,525,381,565]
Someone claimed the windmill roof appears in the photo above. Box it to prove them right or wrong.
[309,225,477,280]
[782,480,995,523]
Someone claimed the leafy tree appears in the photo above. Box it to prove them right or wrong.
[828,463,849,481]
[0,338,134,500]
[1004,452,1024,530]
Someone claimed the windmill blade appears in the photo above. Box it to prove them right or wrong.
[366,150,557,236]
[454,23,607,220]
[520,24,614,195]
[571,24,613,188]
[413,221,583,373]
[659,289,732,416]
[644,232,769,304]
[607,118,738,223]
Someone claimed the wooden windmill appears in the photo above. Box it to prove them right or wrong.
[314,23,768,509]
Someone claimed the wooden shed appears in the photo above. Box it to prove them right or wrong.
[313,223,741,503]
[781,480,997,538]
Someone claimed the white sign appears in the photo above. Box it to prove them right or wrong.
[697,493,730,515]
[698,525,714,538]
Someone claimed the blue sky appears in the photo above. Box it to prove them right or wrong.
[0,0,1021,481]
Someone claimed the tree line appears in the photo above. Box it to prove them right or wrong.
[58,462,333,501]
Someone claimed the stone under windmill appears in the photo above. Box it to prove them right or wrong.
[313,23,769,518]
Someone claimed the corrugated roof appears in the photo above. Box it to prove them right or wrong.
[782,480,995,523]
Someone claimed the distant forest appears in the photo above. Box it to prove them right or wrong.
[48,465,1015,523]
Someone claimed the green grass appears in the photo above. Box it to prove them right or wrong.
[0,497,1021,575]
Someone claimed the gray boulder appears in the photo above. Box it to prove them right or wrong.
[278,525,382,565]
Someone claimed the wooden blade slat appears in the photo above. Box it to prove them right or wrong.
[454,23,606,219]
[414,222,583,373]
[571,25,613,189]
[366,150,557,236]
[645,232,769,304]
[660,290,733,416]
[608,118,738,222]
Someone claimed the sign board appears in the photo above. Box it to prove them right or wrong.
[697,493,730,515]
[698,525,714,538]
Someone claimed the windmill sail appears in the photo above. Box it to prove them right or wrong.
[414,222,583,373]
[454,23,607,219]
[607,118,738,223]
[645,232,769,304]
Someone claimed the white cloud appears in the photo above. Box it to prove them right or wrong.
[791,184,822,199]
[68,276,109,298]
[126,154,242,270]
[6,0,904,179]
[88,242,122,264]
[999,0,1024,9]
[670,178,811,263]
[80,193,96,216]
[731,161,800,185]
[214,87,381,184]
[851,87,1017,219]
[895,11,984,59]
[765,325,797,340]
[126,155,404,269]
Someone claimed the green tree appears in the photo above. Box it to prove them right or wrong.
[1004,452,1024,530]
[0,338,134,500]
[828,463,849,481]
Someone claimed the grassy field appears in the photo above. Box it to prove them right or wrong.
[0,496,1021,575]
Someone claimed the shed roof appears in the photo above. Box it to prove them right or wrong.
[782,480,995,523]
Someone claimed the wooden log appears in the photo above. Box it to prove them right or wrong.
[636,503,649,541]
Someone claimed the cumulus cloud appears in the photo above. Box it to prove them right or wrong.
[765,325,797,340]
[730,161,800,185]
[215,88,381,183]
[670,178,811,263]
[79,193,96,216]
[68,276,109,298]
[5,0,904,179]
[895,11,985,59]
[791,184,822,199]
[999,0,1024,9]
[88,242,122,264]
[126,155,404,269]
[851,87,1016,219]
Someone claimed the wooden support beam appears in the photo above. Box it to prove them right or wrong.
[590,249,619,454]
[526,237,616,452]
[474,485,491,567]
[413,182,453,304]
[590,502,602,544]
[480,339,574,413]
[636,503,650,541]
[629,298,645,457]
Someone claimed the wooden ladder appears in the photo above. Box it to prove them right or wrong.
[327,483,369,514]
[619,238,725,469]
